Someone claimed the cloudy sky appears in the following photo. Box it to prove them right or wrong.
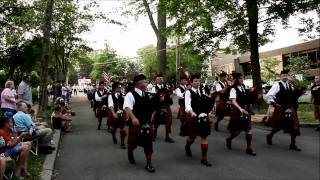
[79,0,319,57]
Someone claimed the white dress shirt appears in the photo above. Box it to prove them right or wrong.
[175,85,186,99]
[108,93,120,108]
[151,84,164,94]
[95,90,106,101]
[215,81,226,92]
[123,88,143,110]
[265,81,294,104]
[185,87,201,113]
[229,85,246,99]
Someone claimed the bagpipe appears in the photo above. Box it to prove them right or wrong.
[195,113,211,138]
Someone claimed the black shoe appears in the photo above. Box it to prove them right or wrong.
[121,144,126,149]
[107,128,111,132]
[165,137,175,143]
[112,136,118,144]
[97,127,101,130]
[40,146,56,151]
[201,160,212,167]
[214,123,218,131]
[226,138,232,150]
[289,144,302,151]
[266,134,272,145]
[185,145,192,157]
[128,152,135,164]
[315,126,320,131]
[145,162,155,173]
[246,148,257,156]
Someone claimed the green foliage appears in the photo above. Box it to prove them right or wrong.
[90,44,142,81]
[287,56,310,77]
[32,87,39,103]
[30,71,40,88]
[137,44,208,82]
[261,58,281,81]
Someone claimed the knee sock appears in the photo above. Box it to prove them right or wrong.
[201,144,208,161]
[245,133,253,149]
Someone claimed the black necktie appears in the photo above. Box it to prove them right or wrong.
[142,91,145,97]
[285,83,289,90]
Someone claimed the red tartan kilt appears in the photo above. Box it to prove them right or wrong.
[186,115,197,137]
[267,106,300,135]
[108,110,126,129]
[227,107,252,132]
[215,101,226,117]
[177,105,186,120]
[95,107,108,118]
[128,124,154,148]
[153,107,172,126]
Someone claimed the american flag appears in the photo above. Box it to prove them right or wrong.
[102,71,111,83]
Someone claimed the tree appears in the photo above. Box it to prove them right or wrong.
[287,56,310,78]
[137,44,208,81]
[165,0,319,91]
[124,0,168,76]
[261,57,281,81]
[38,0,54,118]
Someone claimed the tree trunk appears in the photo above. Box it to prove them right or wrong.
[157,0,167,76]
[175,36,180,86]
[38,0,54,118]
[246,0,262,91]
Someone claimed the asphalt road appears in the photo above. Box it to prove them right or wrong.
[54,94,320,180]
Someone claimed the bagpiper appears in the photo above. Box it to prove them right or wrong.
[265,70,302,151]
[151,74,174,143]
[123,74,156,172]
[184,74,214,166]
[214,72,232,131]
[108,82,127,149]
[226,72,256,156]
[176,75,188,136]
[94,81,109,130]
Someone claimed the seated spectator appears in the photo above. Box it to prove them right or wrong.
[0,116,31,178]
[58,98,72,116]
[51,105,72,132]
[1,81,18,117]
[13,102,55,154]
[26,104,48,128]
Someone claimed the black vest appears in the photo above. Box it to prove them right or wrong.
[275,82,295,108]
[131,90,153,125]
[218,82,230,101]
[311,84,320,105]
[94,90,108,106]
[178,86,186,105]
[111,93,124,112]
[234,85,249,108]
[190,89,207,115]
[155,85,173,105]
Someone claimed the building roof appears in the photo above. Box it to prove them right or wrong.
[211,51,238,66]
[238,39,320,63]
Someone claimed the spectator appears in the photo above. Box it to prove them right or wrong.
[61,83,68,101]
[17,75,33,106]
[51,105,72,132]
[54,81,62,100]
[1,81,17,117]
[13,102,54,154]
[26,104,48,129]
[0,116,31,178]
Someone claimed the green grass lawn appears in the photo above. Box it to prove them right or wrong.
[5,154,45,180]
[297,103,317,123]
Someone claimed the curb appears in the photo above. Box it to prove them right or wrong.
[40,130,61,180]
[252,121,320,128]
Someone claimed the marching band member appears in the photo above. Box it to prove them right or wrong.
[151,74,174,143]
[176,75,188,136]
[265,70,302,151]
[108,82,126,149]
[94,82,109,130]
[184,74,214,167]
[124,74,156,172]
[226,73,256,156]
[214,72,231,131]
